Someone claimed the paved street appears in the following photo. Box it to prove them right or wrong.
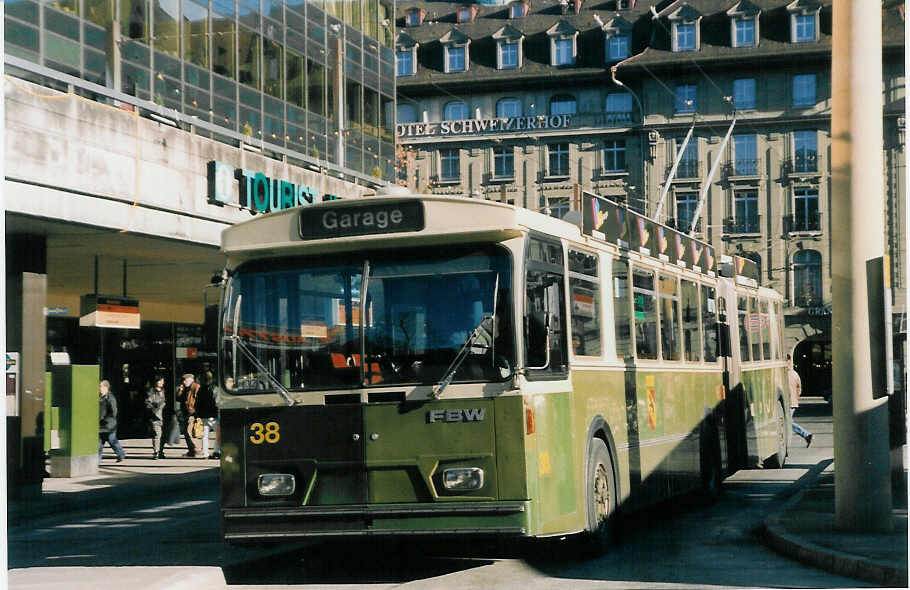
[8,399,876,589]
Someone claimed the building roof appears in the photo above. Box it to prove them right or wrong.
[396,0,904,89]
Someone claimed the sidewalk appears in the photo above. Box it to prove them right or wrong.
[762,459,909,587]
[8,439,220,523]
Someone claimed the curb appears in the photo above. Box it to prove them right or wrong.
[761,463,909,587]
[9,566,227,590]
[8,467,219,523]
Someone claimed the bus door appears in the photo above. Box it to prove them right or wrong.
[716,281,747,471]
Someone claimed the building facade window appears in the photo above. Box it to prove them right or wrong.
[603,139,626,172]
[553,38,575,66]
[510,2,525,18]
[793,186,820,231]
[499,41,519,69]
[550,94,577,115]
[794,13,817,42]
[675,191,698,232]
[605,93,634,124]
[407,10,420,26]
[457,7,473,23]
[793,130,818,172]
[607,35,629,61]
[444,100,468,120]
[733,78,756,110]
[733,189,759,233]
[675,84,696,113]
[793,249,822,306]
[396,49,414,76]
[497,97,522,118]
[445,45,467,72]
[734,18,756,47]
[548,143,570,177]
[397,103,417,123]
[676,137,698,178]
[675,23,696,51]
[439,148,460,181]
[792,73,816,106]
[493,146,514,178]
[733,133,758,175]
[547,196,570,218]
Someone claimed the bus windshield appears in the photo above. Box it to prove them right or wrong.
[222,245,514,394]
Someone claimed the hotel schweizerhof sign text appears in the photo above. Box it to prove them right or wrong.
[397,114,572,138]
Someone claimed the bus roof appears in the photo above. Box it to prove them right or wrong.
[221,194,762,287]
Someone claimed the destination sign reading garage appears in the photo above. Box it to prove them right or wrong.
[299,201,425,240]
[397,114,572,138]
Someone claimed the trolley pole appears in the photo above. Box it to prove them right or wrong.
[830,0,893,531]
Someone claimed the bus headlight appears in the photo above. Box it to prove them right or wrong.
[257,473,296,497]
[442,468,484,491]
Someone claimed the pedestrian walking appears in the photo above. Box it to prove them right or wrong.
[197,370,221,459]
[145,375,167,459]
[788,354,813,447]
[98,380,126,462]
[175,373,201,457]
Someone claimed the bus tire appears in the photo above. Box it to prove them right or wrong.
[765,400,788,468]
[699,424,723,503]
[580,437,616,555]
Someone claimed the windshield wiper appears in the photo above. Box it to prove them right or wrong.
[431,274,499,399]
[231,294,295,406]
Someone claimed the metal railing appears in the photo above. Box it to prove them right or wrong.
[782,154,822,175]
[784,211,823,233]
[723,158,761,178]
[724,215,761,234]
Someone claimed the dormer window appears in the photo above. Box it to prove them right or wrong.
[602,16,633,64]
[607,35,629,61]
[734,18,755,46]
[405,7,425,26]
[457,5,476,24]
[788,0,820,43]
[509,1,527,18]
[547,21,578,67]
[675,23,696,51]
[493,25,524,70]
[396,34,418,77]
[668,4,702,52]
[440,29,471,73]
[728,1,761,48]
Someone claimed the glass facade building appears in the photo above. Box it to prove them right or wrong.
[6,0,397,179]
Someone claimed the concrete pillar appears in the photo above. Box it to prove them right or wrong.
[830,0,893,531]
[6,234,48,497]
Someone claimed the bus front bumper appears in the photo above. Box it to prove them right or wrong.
[222,501,530,541]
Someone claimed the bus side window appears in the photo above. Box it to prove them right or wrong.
[702,285,718,362]
[568,249,601,357]
[632,266,658,360]
[738,296,750,362]
[749,296,761,361]
[613,259,632,359]
[659,274,680,361]
[681,279,700,362]
[525,237,568,378]
[759,300,771,360]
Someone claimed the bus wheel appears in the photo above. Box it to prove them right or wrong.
[581,438,616,555]
[765,400,787,468]
[700,426,723,503]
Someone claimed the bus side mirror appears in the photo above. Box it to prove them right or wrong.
[716,322,731,357]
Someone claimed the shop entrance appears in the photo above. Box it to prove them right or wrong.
[793,337,833,402]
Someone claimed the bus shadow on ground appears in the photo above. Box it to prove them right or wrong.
[221,538,497,585]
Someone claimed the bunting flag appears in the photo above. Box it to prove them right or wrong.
[657,226,668,254]
[675,233,686,260]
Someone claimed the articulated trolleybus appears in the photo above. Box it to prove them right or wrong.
[216,190,789,549]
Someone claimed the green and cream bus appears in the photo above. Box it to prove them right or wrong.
[215,191,789,548]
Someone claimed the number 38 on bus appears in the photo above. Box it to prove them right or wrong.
[213,190,790,551]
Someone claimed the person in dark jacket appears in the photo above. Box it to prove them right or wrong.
[145,375,167,459]
[98,380,126,462]
[175,373,201,457]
